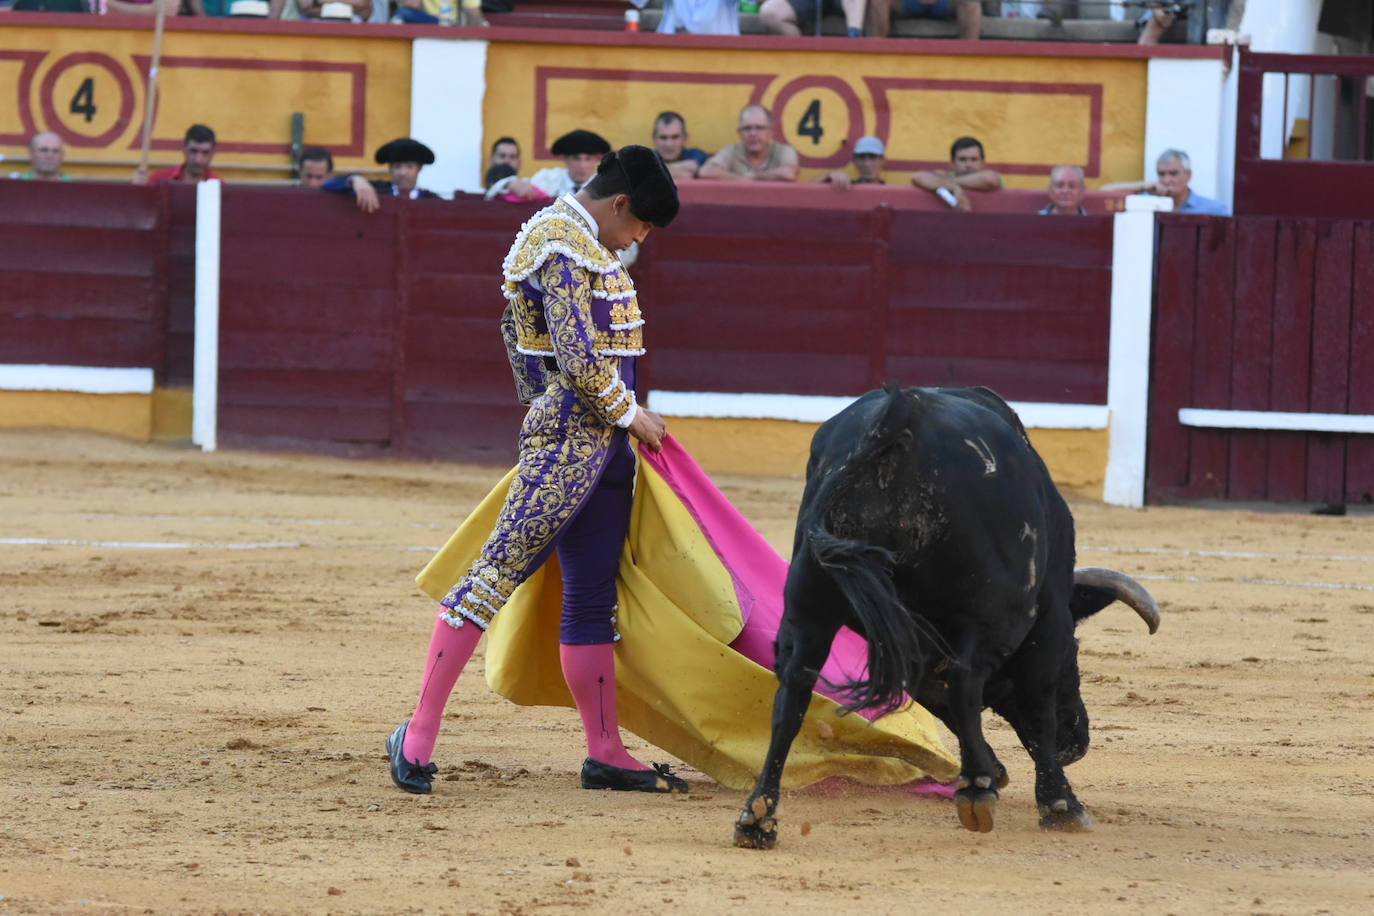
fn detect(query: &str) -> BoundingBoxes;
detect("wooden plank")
[884,307,1107,362]
[1345,223,1374,506]
[399,401,525,463]
[0,317,157,367]
[1226,218,1277,500]
[888,263,1110,315]
[887,355,1105,403]
[1182,218,1235,499]
[221,188,396,243]
[1,272,158,321]
[649,349,870,396]
[220,282,396,331]
[1306,220,1354,503]
[218,330,394,372]
[0,226,158,278]
[1266,220,1316,501]
[220,235,396,288]
[219,369,392,409]
[887,213,1115,267]
[218,405,391,445]
[1145,221,1199,501]
[0,181,160,229]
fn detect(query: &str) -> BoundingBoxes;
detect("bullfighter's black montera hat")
[374,137,435,166]
[550,129,612,157]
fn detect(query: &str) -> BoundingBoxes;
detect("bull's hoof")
[1038,799,1095,832]
[954,788,998,833]
[733,814,778,849]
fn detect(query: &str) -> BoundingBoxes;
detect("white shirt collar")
[560,193,599,240]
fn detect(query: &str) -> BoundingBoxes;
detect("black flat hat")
[374,137,435,165]
[602,145,679,228]
[551,129,611,157]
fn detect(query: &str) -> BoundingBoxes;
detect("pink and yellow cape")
[417,435,957,790]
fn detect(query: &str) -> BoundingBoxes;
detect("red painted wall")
[1,183,1114,466]
[0,180,170,374]
[1148,215,1374,505]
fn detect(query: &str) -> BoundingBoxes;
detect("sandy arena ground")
[1,429,1372,915]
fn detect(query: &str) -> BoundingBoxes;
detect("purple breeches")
[556,433,635,644]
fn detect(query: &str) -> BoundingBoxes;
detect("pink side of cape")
[638,435,875,712]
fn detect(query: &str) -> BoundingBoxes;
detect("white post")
[1103,195,1171,508]
[192,179,222,452]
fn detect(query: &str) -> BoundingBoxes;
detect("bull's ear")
[1070,583,1118,623]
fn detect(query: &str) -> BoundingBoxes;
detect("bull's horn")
[1073,567,1161,634]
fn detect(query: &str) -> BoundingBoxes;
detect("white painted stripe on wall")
[192,179,221,453]
[1179,408,1374,435]
[0,365,153,394]
[411,38,488,196]
[648,390,1108,429]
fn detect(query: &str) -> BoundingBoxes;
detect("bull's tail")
[807,528,921,716]
[805,383,955,716]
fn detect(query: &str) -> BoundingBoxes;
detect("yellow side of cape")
[416,459,958,790]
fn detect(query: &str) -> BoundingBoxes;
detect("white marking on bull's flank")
[964,437,996,475]
[1021,523,1038,591]
[1,538,302,550]
[1080,544,1374,563]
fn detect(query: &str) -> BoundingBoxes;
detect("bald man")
[17,132,68,182]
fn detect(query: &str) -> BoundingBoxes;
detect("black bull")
[734,385,1160,847]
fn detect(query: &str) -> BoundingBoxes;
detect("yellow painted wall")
[483,43,1148,188]
[0,388,192,442]
[0,25,410,183]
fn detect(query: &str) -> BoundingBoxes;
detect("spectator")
[697,104,799,182]
[12,0,89,9]
[910,136,1002,211]
[298,146,333,188]
[1040,164,1087,215]
[106,0,182,14]
[656,0,739,34]
[814,135,886,189]
[323,137,440,213]
[1137,1,1178,46]
[528,129,612,197]
[866,0,981,40]
[651,111,708,180]
[489,136,521,172]
[395,0,485,25]
[10,131,69,182]
[140,124,221,185]
[185,0,286,15]
[760,0,863,38]
[298,0,372,20]
[484,163,552,203]
[1101,149,1229,215]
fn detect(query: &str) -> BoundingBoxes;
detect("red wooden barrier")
[0,181,170,375]
[1148,214,1374,506]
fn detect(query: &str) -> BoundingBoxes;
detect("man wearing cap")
[387,146,694,797]
[487,129,611,202]
[321,137,439,212]
[815,136,887,190]
[698,104,799,182]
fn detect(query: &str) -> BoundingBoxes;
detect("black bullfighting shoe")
[580,758,689,794]
[386,721,438,795]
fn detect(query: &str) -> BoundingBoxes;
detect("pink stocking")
[401,612,483,765]
[560,642,647,771]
